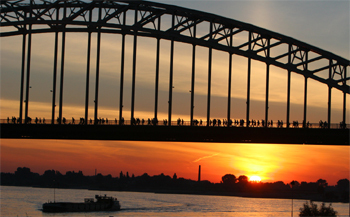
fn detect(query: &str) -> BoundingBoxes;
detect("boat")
[42,194,121,212]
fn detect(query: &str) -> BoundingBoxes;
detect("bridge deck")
[1,124,348,145]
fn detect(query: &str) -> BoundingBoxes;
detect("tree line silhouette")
[1,167,348,203]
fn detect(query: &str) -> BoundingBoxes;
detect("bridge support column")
[246,31,252,127]
[154,17,161,122]
[286,70,291,128]
[207,21,213,127]
[227,52,232,126]
[85,32,91,125]
[154,36,160,121]
[84,9,93,125]
[265,63,270,127]
[119,34,125,125]
[24,19,32,124]
[168,14,175,126]
[190,43,196,126]
[119,13,126,125]
[51,30,59,124]
[286,44,292,128]
[19,30,26,124]
[327,60,332,129]
[207,46,212,127]
[343,67,347,127]
[246,57,251,127]
[227,29,233,127]
[303,76,308,128]
[302,52,308,128]
[328,86,331,129]
[265,39,270,127]
[58,4,66,125]
[168,39,174,126]
[131,8,138,125]
[94,3,102,125]
[343,91,346,127]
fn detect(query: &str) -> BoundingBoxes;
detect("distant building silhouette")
[198,165,201,182]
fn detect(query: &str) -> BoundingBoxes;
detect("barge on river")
[42,194,121,212]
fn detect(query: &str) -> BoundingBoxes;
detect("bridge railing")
[1,118,348,129]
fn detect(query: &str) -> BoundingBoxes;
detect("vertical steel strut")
[51,29,58,124]
[51,7,59,124]
[303,52,308,128]
[94,2,102,125]
[24,3,32,124]
[227,29,233,127]
[190,24,196,126]
[207,21,213,127]
[168,13,175,126]
[19,18,26,124]
[327,60,332,129]
[131,6,138,124]
[286,44,291,128]
[58,2,66,125]
[119,11,126,125]
[85,8,92,125]
[265,38,270,127]
[154,16,161,121]
[343,67,347,126]
[246,31,252,127]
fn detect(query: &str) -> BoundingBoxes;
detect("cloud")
[193,153,219,163]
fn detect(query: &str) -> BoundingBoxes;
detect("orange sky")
[1,139,349,186]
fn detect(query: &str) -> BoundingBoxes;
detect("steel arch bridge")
[1,0,349,144]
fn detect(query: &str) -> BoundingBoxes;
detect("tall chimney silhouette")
[198,165,201,182]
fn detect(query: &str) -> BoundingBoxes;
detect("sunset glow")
[1,139,348,186]
[249,176,262,182]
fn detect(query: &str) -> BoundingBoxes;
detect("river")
[1,186,349,217]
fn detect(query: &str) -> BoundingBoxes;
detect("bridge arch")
[1,0,349,127]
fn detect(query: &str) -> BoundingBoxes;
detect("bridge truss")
[1,0,349,128]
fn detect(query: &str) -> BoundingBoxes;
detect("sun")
[249,175,261,182]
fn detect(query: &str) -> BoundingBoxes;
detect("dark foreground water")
[1,186,349,217]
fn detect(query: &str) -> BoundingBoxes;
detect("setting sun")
[249,176,262,182]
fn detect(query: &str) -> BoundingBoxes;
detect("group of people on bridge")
[4,116,347,129]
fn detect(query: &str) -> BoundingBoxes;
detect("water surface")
[1,186,348,217]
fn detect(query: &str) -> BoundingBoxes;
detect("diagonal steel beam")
[176,18,202,34]
[214,28,243,43]
[199,24,227,40]
[135,9,165,28]
[294,56,324,67]
[101,5,129,24]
